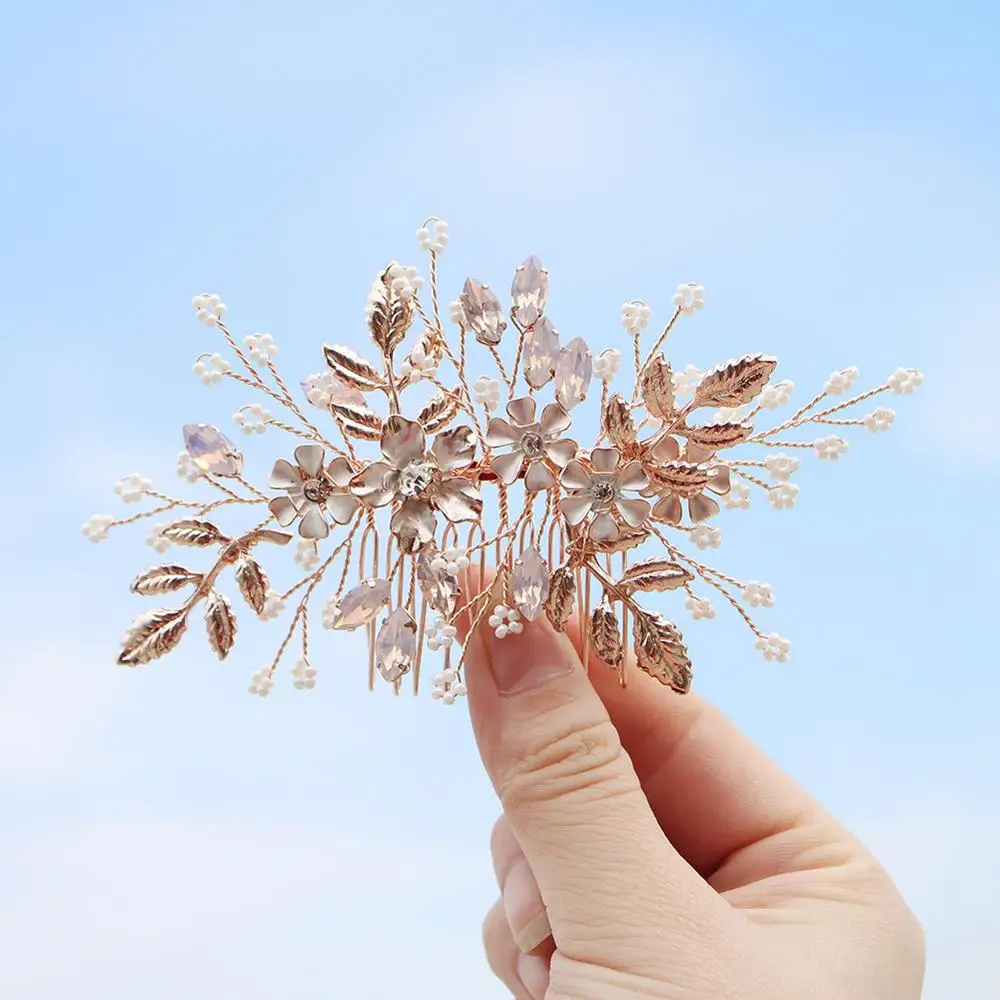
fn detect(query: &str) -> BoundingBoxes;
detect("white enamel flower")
[192,292,227,326]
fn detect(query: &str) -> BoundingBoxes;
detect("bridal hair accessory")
[84,218,922,700]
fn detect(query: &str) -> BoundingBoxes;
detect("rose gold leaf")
[632,609,692,693]
[368,268,413,356]
[652,462,712,499]
[590,603,623,668]
[418,389,461,435]
[337,418,383,442]
[323,344,385,392]
[329,400,383,430]
[130,565,203,597]
[604,394,637,456]
[235,556,269,615]
[693,354,778,409]
[204,590,237,660]
[567,524,649,564]
[640,354,677,421]
[245,529,293,547]
[161,519,227,547]
[617,558,694,594]
[117,608,189,666]
[681,422,753,450]
[544,566,576,631]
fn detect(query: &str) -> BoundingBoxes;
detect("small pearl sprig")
[431,547,470,576]
[82,514,114,543]
[294,539,321,571]
[192,292,227,326]
[672,282,705,315]
[768,482,800,510]
[741,581,775,608]
[416,219,449,252]
[690,524,722,551]
[714,404,750,425]
[399,343,439,384]
[755,632,791,663]
[176,452,202,484]
[672,364,704,396]
[193,353,231,384]
[384,263,424,301]
[488,605,522,639]
[431,667,467,705]
[426,616,458,652]
[887,368,923,395]
[146,524,172,554]
[244,332,277,365]
[724,482,751,510]
[473,376,503,412]
[291,657,317,691]
[620,300,652,335]
[824,366,860,395]
[259,591,286,621]
[685,594,716,620]
[233,403,272,435]
[593,348,622,383]
[864,407,895,433]
[114,474,152,504]
[759,380,794,409]
[764,453,800,481]
[249,668,275,697]
[814,434,849,461]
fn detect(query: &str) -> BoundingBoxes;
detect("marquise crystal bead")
[460,278,507,346]
[182,423,243,477]
[554,336,593,411]
[522,316,560,389]
[416,546,460,616]
[511,255,548,328]
[326,578,391,630]
[375,608,417,682]
[511,546,550,622]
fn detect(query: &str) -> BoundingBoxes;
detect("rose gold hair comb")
[84,218,922,701]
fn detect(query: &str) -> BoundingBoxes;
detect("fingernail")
[502,859,551,953]
[516,953,550,1000]
[484,620,574,696]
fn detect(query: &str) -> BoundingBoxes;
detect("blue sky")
[1,1,998,997]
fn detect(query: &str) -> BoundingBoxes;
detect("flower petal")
[560,494,594,525]
[391,498,437,552]
[524,460,555,493]
[326,492,359,525]
[543,438,577,468]
[435,477,483,523]
[506,396,537,427]
[491,450,524,485]
[652,494,683,525]
[269,495,299,527]
[432,425,476,471]
[651,435,681,463]
[299,502,330,540]
[269,459,302,490]
[350,461,395,507]
[326,456,355,487]
[591,447,621,474]
[294,444,326,477]
[381,415,426,470]
[539,402,571,437]
[684,442,715,464]
[689,494,720,522]
[616,497,651,528]
[706,465,732,495]
[485,417,519,448]
[618,460,649,491]
[561,459,591,491]
[589,511,619,541]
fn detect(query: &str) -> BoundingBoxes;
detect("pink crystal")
[182,423,243,477]
[522,317,560,389]
[511,255,548,328]
[375,608,417,682]
[328,578,390,630]
[511,546,549,622]
[554,337,593,411]
[417,547,459,616]
[460,278,507,346]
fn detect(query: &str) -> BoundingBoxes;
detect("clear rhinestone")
[375,608,417,682]
[522,317,560,389]
[591,481,616,504]
[554,337,593,411]
[511,256,548,328]
[398,461,435,497]
[327,578,390,631]
[520,431,544,457]
[511,546,550,622]
[417,546,459,616]
[182,423,243,477]
[460,278,507,346]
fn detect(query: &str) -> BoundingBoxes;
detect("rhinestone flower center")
[591,481,616,504]
[520,432,544,457]
[399,462,436,497]
[302,478,327,503]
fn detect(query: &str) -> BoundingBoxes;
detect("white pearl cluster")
[294,539,321,571]
[755,632,791,663]
[764,453,800,481]
[146,524,172,554]
[723,482,751,510]
[887,368,923,395]
[714,403,750,425]
[192,292,227,326]
[673,282,705,315]
[249,668,275,697]
[302,372,337,408]
[259,591,286,621]
[233,403,271,435]
[431,547,470,576]
[385,263,424,301]
[593,348,622,383]
[82,514,114,543]
[244,332,277,365]
[814,434,849,461]
[416,219,449,252]
[741,581,775,608]
[620,300,652,335]
[291,657,317,691]
[672,364,704,396]
[426,616,458,651]
[432,667,467,705]
[176,451,202,484]
[824,366,860,395]
[114,474,152,503]
[863,407,895,433]
[473,376,502,412]
[193,353,231,384]
[690,523,722,550]
[685,594,716,620]
[448,299,465,325]
[399,343,439,384]
[759,380,794,409]
[488,605,522,639]
[768,482,800,509]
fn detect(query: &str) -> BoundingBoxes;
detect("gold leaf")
[617,558,694,594]
[632,609,692,693]
[368,268,413,356]
[235,556,269,615]
[567,524,649,564]
[418,390,460,434]
[245,529,293,547]
[681,422,753,450]
[323,344,384,392]
[336,418,383,442]
[204,590,238,660]
[651,462,712,499]
[161,519,227,547]
[329,400,383,430]
[117,608,189,666]
[693,354,778,409]
[131,565,203,597]
[604,393,638,456]
[640,355,677,421]
[544,566,576,631]
[590,603,623,668]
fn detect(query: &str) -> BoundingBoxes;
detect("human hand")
[462,598,925,999]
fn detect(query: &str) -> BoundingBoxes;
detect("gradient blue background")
[1,1,997,997]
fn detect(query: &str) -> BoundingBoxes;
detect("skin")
[460,589,925,1000]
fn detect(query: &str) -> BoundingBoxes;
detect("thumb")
[462,595,730,967]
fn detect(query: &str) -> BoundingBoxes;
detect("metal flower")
[485,397,578,492]
[559,446,651,542]
[268,444,359,540]
[641,435,731,523]
[349,416,482,551]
